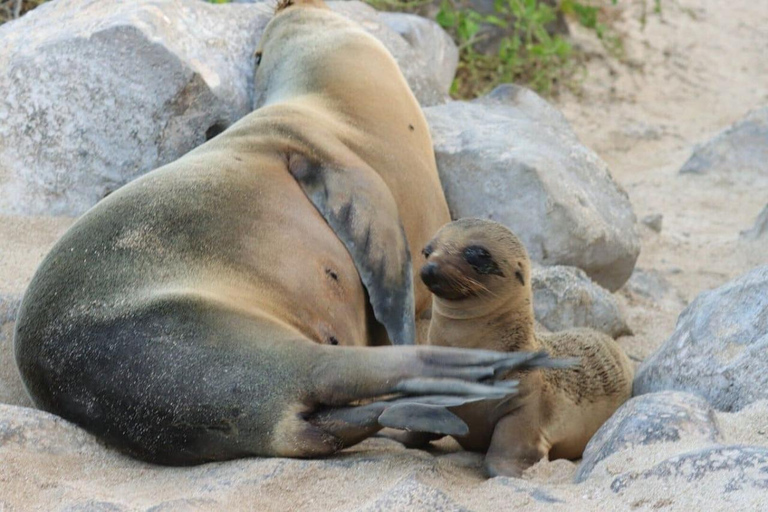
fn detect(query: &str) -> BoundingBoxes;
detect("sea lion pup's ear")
[289,154,415,346]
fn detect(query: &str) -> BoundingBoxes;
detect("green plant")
[436,0,574,98]
[363,0,667,99]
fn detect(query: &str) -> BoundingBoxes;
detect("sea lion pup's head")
[420,219,531,307]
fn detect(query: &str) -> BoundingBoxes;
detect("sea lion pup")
[418,219,634,477]
[13,1,561,465]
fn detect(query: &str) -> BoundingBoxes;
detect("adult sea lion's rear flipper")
[378,403,468,436]
[376,394,495,436]
[308,394,485,445]
[289,154,415,345]
[307,390,486,446]
[301,346,565,448]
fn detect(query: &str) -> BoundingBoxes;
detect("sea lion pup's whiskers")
[414,218,634,478]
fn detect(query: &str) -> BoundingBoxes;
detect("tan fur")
[421,219,634,477]
[254,1,450,313]
[14,0,452,464]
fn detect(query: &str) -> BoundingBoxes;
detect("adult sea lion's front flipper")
[289,154,415,345]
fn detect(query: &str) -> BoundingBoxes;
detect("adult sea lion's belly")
[15,148,371,371]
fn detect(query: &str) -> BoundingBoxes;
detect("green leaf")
[460,17,480,39]
[484,14,507,27]
[572,1,599,29]
[436,1,457,28]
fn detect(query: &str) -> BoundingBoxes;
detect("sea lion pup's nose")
[420,261,441,286]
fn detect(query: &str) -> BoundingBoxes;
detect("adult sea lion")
[12,0,557,465]
[418,219,634,477]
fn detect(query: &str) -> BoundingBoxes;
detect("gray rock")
[623,268,687,309]
[426,84,640,291]
[680,106,768,183]
[0,404,98,454]
[624,268,673,300]
[378,12,458,95]
[0,294,31,407]
[641,213,663,233]
[532,265,631,338]
[0,0,454,217]
[634,266,768,412]
[0,0,271,216]
[575,391,722,482]
[325,2,449,106]
[741,204,768,240]
[610,445,768,494]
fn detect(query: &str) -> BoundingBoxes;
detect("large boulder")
[0,0,452,218]
[532,265,630,338]
[623,268,686,306]
[0,294,31,407]
[426,84,640,291]
[575,391,722,482]
[0,0,272,216]
[634,266,768,412]
[609,446,768,499]
[325,2,451,105]
[680,106,768,184]
[378,11,458,95]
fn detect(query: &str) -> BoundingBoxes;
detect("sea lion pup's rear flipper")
[288,154,415,346]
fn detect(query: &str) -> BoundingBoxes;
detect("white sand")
[0,215,74,295]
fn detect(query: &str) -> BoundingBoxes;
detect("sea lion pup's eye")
[463,245,504,277]
[255,51,262,66]
[422,245,433,258]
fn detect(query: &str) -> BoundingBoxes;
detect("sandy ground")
[555,0,768,363]
[2,0,768,509]
[0,215,73,295]
[0,400,767,510]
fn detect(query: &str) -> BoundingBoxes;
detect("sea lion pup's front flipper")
[289,153,414,345]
